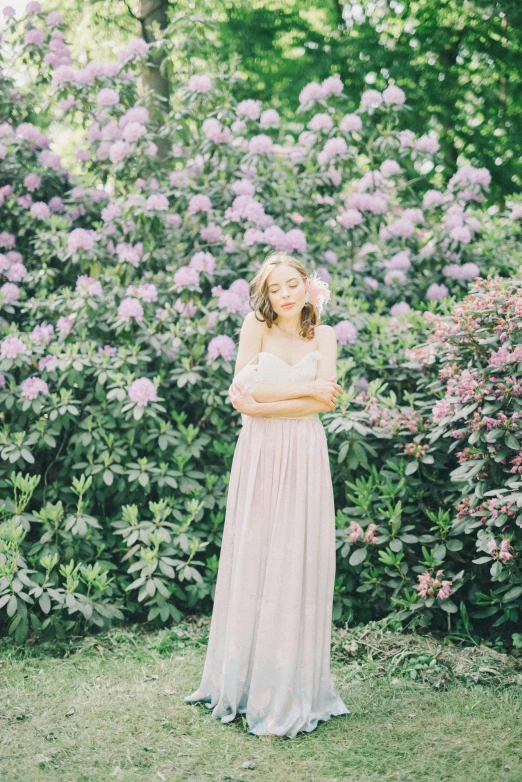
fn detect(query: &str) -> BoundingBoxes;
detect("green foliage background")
[49,0,522,207]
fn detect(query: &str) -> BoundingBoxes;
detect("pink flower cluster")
[68,228,96,253]
[202,118,232,144]
[318,137,347,167]
[426,283,449,301]
[211,279,250,315]
[488,345,522,368]
[188,194,212,215]
[128,377,157,407]
[145,193,169,211]
[249,134,273,155]
[30,202,50,219]
[118,38,149,64]
[390,302,411,317]
[417,570,454,600]
[403,442,430,459]
[442,262,480,281]
[39,355,58,372]
[118,298,144,323]
[243,225,307,253]
[298,75,344,106]
[226,195,271,227]
[188,74,212,93]
[1,282,20,303]
[189,251,216,274]
[236,99,262,121]
[348,521,378,545]
[446,368,484,407]
[76,275,103,297]
[30,322,54,344]
[21,376,48,399]
[448,165,491,190]
[98,345,117,357]
[207,334,236,361]
[1,335,29,358]
[115,242,143,267]
[487,537,514,562]
[174,266,200,288]
[56,313,76,336]
[126,282,158,302]
[16,122,49,148]
[200,223,223,243]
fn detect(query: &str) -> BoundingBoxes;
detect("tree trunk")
[137,0,171,158]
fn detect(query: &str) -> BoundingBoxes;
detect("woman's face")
[266,264,306,318]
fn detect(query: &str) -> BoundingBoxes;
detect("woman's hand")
[228,383,261,416]
[308,376,343,409]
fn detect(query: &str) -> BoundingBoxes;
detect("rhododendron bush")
[326,276,521,635]
[0,5,521,644]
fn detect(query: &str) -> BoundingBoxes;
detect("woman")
[184,250,351,738]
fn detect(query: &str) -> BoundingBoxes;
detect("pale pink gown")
[183,349,350,738]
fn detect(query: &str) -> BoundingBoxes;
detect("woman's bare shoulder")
[316,324,334,334]
[316,324,336,348]
[238,311,268,351]
[234,312,266,372]
[241,310,267,335]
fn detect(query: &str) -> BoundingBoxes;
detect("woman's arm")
[251,380,314,403]
[253,396,330,418]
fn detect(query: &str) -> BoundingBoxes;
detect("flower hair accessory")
[304,271,331,314]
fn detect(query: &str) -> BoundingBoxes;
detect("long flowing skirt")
[183,416,350,739]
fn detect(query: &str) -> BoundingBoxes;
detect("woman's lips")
[282,303,294,308]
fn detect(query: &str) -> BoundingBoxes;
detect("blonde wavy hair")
[248,251,320,340]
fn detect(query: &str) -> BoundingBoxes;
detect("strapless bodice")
[239,349,321,424]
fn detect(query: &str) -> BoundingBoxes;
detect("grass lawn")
[0,619,521,782]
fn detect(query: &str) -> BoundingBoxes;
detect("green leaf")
[349,548,367,567]
[491,560,503,578]
[439,598,458,613]
[446,539,463,552]
[39,593,51,614]
[6,594,17,617]
[502,586,522,603]
[405,460,418,475]
[453,402,478,420]
[433,544,446,561]
[505,434,520,451]
[158,561,175,579]
[400,534,418,544]
[103,470,114,487]
[471,606,498,619]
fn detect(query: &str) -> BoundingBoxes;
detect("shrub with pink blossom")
[420,276,522,616]
[0,8,521,645]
